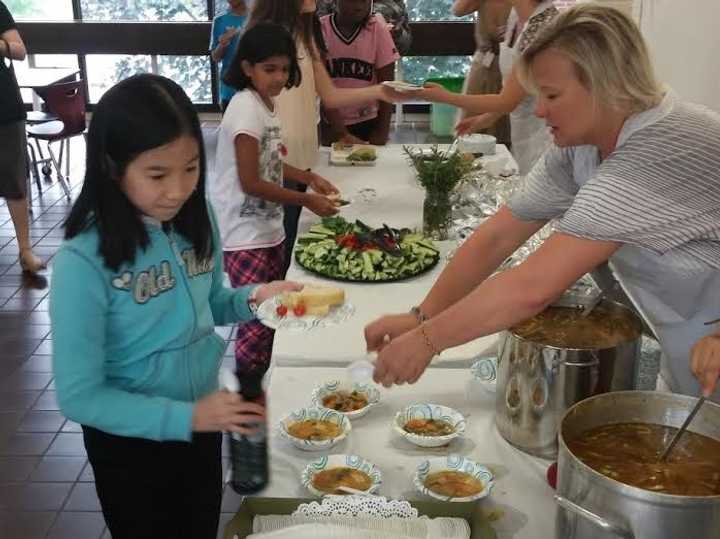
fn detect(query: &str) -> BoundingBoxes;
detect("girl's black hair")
[64,73,213,271]
[224,23,302,92]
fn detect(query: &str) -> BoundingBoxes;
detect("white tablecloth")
[263,366,556,539]
[272,144,516,368]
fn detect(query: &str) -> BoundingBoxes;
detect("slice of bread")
[281,285,345,313]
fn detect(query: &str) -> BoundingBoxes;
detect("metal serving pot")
[495,300,642,459]
[556,391,720,539]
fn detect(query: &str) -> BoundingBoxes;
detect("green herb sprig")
[403,145,473,194]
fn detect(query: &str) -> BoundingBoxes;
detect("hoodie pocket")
[187,331,227,399]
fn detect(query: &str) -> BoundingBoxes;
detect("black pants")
[282,179,308,277]
[82,426,222,539]
[319,116,380,147]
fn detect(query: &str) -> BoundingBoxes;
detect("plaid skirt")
[223,243,286,380]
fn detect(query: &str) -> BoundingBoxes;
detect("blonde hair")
[516,4,663,114]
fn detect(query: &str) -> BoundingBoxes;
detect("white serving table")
[263,366,556,539]
[272,144,516,368]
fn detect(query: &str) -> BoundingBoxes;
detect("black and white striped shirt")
[508,92,720,275]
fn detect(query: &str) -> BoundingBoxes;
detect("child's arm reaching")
[235,134,339,217]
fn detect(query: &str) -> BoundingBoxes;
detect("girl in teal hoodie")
[50,74,299,539]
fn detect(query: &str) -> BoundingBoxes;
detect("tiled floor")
[0,121,443,538]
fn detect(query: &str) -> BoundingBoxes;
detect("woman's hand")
[305,193,339,217]
[254,281,303,305]
[364,313,419,352]
[372,328,435,387]
[456,113,495,135]
[690,333,720,397]
[192,391,266,434]
[308,172,339,196]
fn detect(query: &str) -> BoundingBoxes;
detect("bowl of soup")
[414,455,494,502]
[301,454,382,497]
[394,403,466,448]
[311,380,381,419]
[279,407,351,451]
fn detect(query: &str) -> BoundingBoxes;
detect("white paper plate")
[257,296,355,331]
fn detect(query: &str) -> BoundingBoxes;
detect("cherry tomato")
[276,304,288,317]
[293,304,307,317]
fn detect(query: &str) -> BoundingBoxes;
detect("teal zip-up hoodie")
[50,213,255,442]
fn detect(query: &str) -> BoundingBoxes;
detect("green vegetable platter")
[295,216,441,282]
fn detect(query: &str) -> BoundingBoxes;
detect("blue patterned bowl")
[414,455,494,502]
[301,454,383,497]
[393,403,466,448]
[311,381,381,419]
[279,407,351,451]
[471,356,497,393]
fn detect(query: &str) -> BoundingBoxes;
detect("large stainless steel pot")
[556,391,720,539]
[495,300,642,458]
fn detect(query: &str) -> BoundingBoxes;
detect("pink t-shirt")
[320,13,399,125]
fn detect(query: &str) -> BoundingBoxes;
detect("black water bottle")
[229,371,269,494]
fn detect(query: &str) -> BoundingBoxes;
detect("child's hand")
[219,26,237,47]
[254,281,303,305]
[308,173,339,196]
[305,193,340,217]
[192,391,265,434]
[417,82,448,103]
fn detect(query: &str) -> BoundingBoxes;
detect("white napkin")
[251,515,470,539]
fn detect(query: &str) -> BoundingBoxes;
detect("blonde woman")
[453,0,512,145]
[418,0,558,175]
[364,5,720,403]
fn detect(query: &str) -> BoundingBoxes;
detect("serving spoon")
[658,395,707,462]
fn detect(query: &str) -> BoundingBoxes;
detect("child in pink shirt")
[320,0,400,146]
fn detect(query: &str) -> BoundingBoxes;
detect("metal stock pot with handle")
[555,391,720,539]
[495,298,642,459]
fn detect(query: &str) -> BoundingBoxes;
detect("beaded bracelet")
[410,306,429,325]
[419,323,441,357]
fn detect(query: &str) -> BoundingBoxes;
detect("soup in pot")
[512,305,640,349]
[567,422,720,496]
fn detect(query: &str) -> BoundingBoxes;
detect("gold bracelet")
[419,323,441,357]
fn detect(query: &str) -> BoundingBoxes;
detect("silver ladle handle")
[658,395,706,462]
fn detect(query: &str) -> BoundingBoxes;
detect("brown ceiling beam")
[17,20,475,57]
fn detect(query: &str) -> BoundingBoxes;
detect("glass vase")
[423,189,452,240]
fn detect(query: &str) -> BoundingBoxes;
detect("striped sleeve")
[556,103,720,270]
[507,145,579,222]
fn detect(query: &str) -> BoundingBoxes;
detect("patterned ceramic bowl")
[311,381,381,420]
[393,403,466,448]
[414,455,495,502]
[301,454,383,497]
[471,356,498,393]
[279,407,351,451]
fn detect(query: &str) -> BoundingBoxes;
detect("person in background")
[452,0,511,145]
[247,0,399,274]
[210,0,249,111]
[364,6,720,405]
[0,1,45,274]
[418,0,558,175]
[210,23,339,385]
[319,0,400,146]
[317,0,412,56]
[51,74,300,538]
